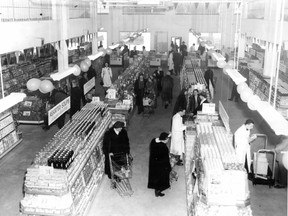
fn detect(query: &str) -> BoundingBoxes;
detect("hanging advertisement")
[48,97,70,125]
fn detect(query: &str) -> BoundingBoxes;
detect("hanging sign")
[202,103,216,114]
[83,77,95,95]
[48,96,70,125]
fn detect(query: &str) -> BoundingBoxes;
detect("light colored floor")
[0,66,286,216]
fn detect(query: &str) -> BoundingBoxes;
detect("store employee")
[192,92,208,115]
[234,119,257,174]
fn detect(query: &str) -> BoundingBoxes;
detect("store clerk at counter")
[234,119,257,176]
[192,92,209,116]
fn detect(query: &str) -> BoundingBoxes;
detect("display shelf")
[184,115,252,216]
[20,103,111,216]
[0,138,22,160]
[17,120,44,124]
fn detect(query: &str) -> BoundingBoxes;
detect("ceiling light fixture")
[50,67,77,81]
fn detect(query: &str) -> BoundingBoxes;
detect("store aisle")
[0,67,286,216]
[87,73,187,216]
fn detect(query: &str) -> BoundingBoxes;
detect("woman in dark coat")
[153,66,164,96]
[148,132,171,197]
[102,121,130,179]
[172,88,188,116]
[161,71,174,108]
[204,68,215,90]
[134,74,146,114]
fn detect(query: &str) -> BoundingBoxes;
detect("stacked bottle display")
[33,104,109,170]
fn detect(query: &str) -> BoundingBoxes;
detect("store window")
[120,32,151,51]
[98,32,108,49]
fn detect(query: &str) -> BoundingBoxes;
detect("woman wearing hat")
[148,132,172,197]
[102,121,130,179]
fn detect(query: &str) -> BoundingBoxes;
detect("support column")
[238,33,245,58]
[91,2,98,55]
[57,0,69,72]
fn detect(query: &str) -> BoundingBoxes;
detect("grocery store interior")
[0,0,287,216]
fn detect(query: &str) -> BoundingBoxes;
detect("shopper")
[142,46,149,57]
[189,43,196,52]
[101,62,113,92]
[173,51,182,76]
[204,68,215,92]
[181,47,188,65]
[274,135,288,188]
[173,88,188,116]
[79,72,89,106]
[234,119,257,177]
[130,46,138,58]
[170,109,187,166]
[228,82,240,102]
[134,74,146,114]
[148,132,172,197]
[70,79,82,118]
[180,41,187,53]
[188,89,200,114]
[193,92,209,115]
[153,66,164,96]
[102,121,130,179]
[161,71,174,109]
[168,51,174,75]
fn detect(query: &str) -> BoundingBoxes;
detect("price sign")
[83,77,95,95]
[123,99,131,105]
[202,103,216,114]
[39,165,54,175]
[92,97,100,103]
[24,101,32,107]
[48,96,70,125]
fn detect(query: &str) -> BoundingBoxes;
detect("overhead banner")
[48,96,70,125]
[83,77,95,95]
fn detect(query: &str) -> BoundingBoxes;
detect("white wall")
[0,18,94,54]
[97,8,219,52]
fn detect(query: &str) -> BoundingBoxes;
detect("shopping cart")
[143,92,156,118]
[251,134,276,188]
[109,152,134,196]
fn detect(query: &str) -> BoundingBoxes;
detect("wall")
[97,8,219,52]
[0,18,94,54]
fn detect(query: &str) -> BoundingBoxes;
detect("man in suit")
[188,89,201,114]
[193,92,208,115]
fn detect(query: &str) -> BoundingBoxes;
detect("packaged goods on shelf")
[21,103,111,216]
[0,111,22,159]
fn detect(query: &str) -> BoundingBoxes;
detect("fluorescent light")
[212,52,226,61]
[109,43,120,49]
[0,93,26,113]
[88,51,104,60]
[50,67,77,81]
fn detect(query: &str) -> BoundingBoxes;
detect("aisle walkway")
[87,74,187,216]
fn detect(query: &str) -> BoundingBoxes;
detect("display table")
[104,56,150,127]
[15,96,46,124]
[184,109,253,216]
[0,111,22,159]
[20,103,111,216]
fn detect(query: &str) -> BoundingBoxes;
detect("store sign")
[83,77,95,95]
[219,101,230,133]
[202,103,216,114]
[48,97,70,125]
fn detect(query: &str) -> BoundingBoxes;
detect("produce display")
[21,103,111,216]
[184,118,252,216]
[0,111,22,159]
[15,96,46,124]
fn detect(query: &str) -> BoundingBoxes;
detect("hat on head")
[113,121,125,129]
[159,132,170,141]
